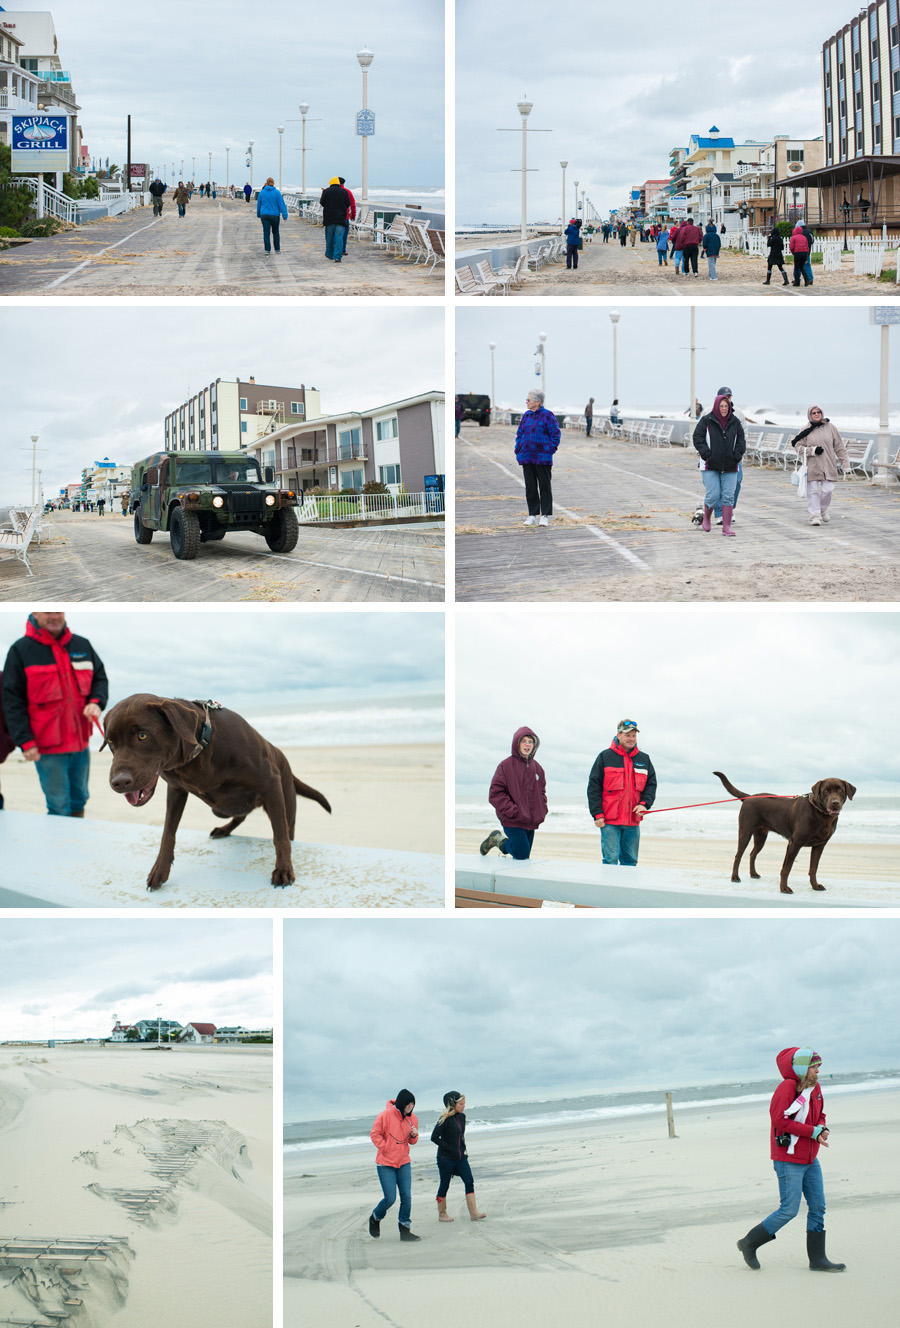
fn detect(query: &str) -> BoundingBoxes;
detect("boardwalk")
[456,424,900,602]
[0,510,444,602]
[0,198,444,297]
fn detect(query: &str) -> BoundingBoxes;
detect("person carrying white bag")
[790,405,849,527]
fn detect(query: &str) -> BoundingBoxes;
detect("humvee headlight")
[265,495,276,506]
[213,496,224,508]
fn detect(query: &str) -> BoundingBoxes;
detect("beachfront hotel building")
[243,391,445,494]
[0,9,82,172]
[778,1,900,228]
[163,377,322,453]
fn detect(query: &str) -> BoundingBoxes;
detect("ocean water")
[455,794,900,842]
[284,184,444,211]
[285,1068,900,1151]
[544,402,900,434]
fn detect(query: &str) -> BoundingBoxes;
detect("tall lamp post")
[536,331,547,396]
[248,140,254,190]
[226,146,230,188]
[608,311,620,402]
[489,341,496,411]
[573,178,579,223]
[192,155,195,182]
[277,124,284,190]
[560,160,567,234]
[357,47,374,208]
[497,99,550,242]
[30,433,40,507]
[208,150,212,185]
[299,102,310,199]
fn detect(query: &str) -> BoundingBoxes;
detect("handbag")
[791,452,807,498]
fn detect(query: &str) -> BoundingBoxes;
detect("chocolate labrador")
[102,694,331,890]
[713,770,855,894]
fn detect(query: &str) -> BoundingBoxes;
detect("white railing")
[854,241,887,277]
[296,491,444,523]
[18,177,78,224]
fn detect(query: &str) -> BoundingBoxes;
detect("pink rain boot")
[721,505,736,536]
[701,505,712,532]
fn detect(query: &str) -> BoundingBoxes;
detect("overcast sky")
[284,917,900,1119]
[457,0,856,224]
[0,306,443,499]
[24,0,443,187]
[0,608,444,715]
[0,919,272,1040]
[456,610,900,795]
[456,306,900,415]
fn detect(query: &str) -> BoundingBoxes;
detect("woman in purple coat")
[480,726,548,861]
[515,390,560,526]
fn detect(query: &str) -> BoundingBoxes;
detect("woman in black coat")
[431,1092,486,1222]
[765,226,788,286]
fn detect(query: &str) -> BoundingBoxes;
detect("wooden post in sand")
[665,1092,677,1138]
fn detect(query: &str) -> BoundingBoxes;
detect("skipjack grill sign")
[12,115,68,152]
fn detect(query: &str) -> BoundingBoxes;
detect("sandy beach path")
[0,199,444,296]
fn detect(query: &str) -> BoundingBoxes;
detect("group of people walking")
[369,1090,485,1241]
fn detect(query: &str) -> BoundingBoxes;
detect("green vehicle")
[130,450,300,560]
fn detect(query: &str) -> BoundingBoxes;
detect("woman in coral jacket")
[737,1047,845,1273]
[368,1090,421,1242]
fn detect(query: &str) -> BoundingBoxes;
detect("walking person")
[431,1093,486,1223]
[678,215,702,276]
[369,1090,421,1242]
[243,182,252,204]
[514,389,559,526]
[337,177,356,257]
[789,406,849,527]
[172,181,190,218]
[618,222,627,247]
[710,386,745,526]
[670,219,684,274]
[789,224,811,286]
[480,727,548,861]
[656,225,670,266]
[2,612,108,818]
[587,720,657,866]
[257,177,288,255]
[702,221,721,280]
[737,1048,846,1274]
[765,225,789,286]
[148,177,166,216]
[319,177,354,262]
[584,396,595,437]
[565,217,581,269]
[692,392,746,536]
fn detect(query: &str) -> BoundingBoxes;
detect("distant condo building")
[163,376,322,453]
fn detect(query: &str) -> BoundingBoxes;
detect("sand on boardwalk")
[284,1088,899,1327]
[455,830,897,883]
[0,742,444,855]
[0,1043,271,1328]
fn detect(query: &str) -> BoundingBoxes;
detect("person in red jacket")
[789,224,811,287]
[737,1047,846,1273]
[2,612,108,817]
[479,726,548,860]
[586,719,657,865]
[677,215,703,276]
[369,1090,421,1242]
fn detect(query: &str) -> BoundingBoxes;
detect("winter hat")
[394,1089,416,1114]
[442,1091,463,1109]
[792,1048,822,1078]
[712,393,733,420]
[329,176,341,185]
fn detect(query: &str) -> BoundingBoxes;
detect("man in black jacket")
[319,177,353,262]
[587,720,657,866]
[149,177,166,216]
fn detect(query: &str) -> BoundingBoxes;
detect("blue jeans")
[35,748,90,816]
[702,470,738,509]
[601,824,640,865]
[713,463,742,518]
[436,1155,475,1198]
[261,216,281,252]
[673,248,683,272]
[325,224,344,260]
[803,257,813,283]
[341,222,349,255]
[177,204,186,217]
[707,254,717,279]
[500,826,534,860]
[373,1163,412,1227]
[657,249,666,264]
[763,1158,825,1234]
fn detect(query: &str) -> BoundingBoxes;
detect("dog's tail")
[293,775,332,815]
[713,770,749,801]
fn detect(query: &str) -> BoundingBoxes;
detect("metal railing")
[296,490,444,523]
[18,176,78,223]
[336,443,366,461]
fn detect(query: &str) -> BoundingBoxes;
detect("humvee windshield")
[173,458,263,486]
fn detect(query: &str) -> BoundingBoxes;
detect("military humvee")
[130,450,300,560]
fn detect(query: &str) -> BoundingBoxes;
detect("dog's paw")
[209,825,231,839]
[271,865,295,887]
[811,882,826,891]
[779,884,794,894]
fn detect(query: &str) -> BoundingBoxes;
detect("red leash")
[642,794,799,815]
[92,715,105,739]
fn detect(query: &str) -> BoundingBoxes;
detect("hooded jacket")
[790,409,848,483]
[148,179,166,198]
[431,1109,468,1160]
[692,398,746,472]
[587,737,657,826]
[789,226,810,255]
[702,223,721,256]
[370,1097,419,1168]
[769,1047,826,1164]
[767,229,785,259]
[489,726,548,831]
[2,616,108,755]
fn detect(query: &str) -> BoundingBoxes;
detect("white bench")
[0,506,41,576]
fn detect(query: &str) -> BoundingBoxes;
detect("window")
[871,38,878,60]
[892,23,899,47]
[241,421,247,433]
[873,81,880,103]
[838,60,844,80]
[855,90,862,110]
[239,397,248,410]
[342,468,364,492]
[338,426,362,459]
[290,401,304,415]
[840,99,846,117]
[875,124,881,146]
[893,71,900,93]
[376,416,398,441]
[895,116,900,141]
[379,464,401,486]
[787,149,804,163]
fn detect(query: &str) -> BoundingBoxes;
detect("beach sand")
[0,1043,271,1328]
[0,743,444,855]
[284,1088,899,1327]
[455,830,896,882]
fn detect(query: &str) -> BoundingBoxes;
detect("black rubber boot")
[737,1223,775,1269]
[807,1230,845,1271]
[763,275,771,284]
[399,1225,421,1242]
[782,273,789,285]
[368,1213,380,1238]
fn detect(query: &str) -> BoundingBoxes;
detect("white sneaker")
[524,516,536,525]
[538,515,549,526]
[820,511,830,522]
[809,515,822,526]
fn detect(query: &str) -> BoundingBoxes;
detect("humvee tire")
[134,508,154,544]
[264,507,299,553]
[170,508,201,560]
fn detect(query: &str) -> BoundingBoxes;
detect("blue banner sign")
[12,114,69,171]
[356,109,375,137]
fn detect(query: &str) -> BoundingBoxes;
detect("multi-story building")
[679,127,770,223]
[0,10,81,173]
[83,459,131,507]
[0,26,40,150]
[163,376,322,453]
[244,391,445,495]
[640,179,670,217]
[782,2,900,228]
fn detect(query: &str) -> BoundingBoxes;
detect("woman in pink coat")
[368,1089,421,1241]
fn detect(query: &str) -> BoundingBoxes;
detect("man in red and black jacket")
[586,719,656,866]
[2,612,108,817]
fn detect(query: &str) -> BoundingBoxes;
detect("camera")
[775,1132,791,1147]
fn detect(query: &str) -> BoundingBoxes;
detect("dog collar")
[806,793,839,817]
[181,699,222,762]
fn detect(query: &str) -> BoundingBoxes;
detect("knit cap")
[792,1048,822,1078]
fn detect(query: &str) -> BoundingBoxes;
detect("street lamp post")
[299,102,309,199]
[489,341,496,411]
[30,433,39,507]
[573,178,579,223]
[609,311,620,402]
[357,47,374,208]
[537,332,547,396]
[560,160,567,234]
[192,156,195,183]
[226,146,230,188]
[277,125,284,190]
[248,141,254,190]
[208,150,212,186]
[497,99,550,242]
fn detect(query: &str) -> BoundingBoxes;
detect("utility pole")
[126,114,132,192]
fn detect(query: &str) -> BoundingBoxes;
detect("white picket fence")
[296,491,445,524]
